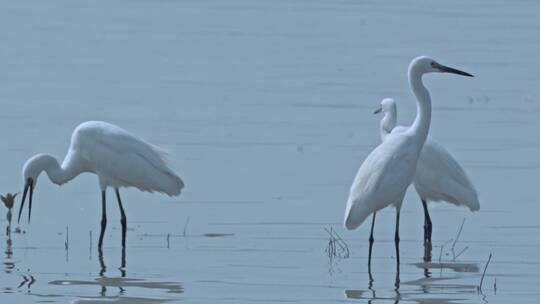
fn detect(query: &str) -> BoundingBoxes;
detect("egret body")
[375,98,479,260]
[343,57,473,267]
[18,121,184,249]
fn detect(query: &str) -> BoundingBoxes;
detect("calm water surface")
[0,0,539,303]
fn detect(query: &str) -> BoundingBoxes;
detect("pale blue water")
[0,0,539,303]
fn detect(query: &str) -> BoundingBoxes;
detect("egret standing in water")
[343,56,473,268]
[374,97,479,260]
[18,121,184,249]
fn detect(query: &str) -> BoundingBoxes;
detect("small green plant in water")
[1,193,18,236]
[1,193,17,210]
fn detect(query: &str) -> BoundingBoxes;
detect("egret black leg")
[368,212,376,268]
[394,270,401,302]
[120,246,127,277]
[98,191,107,249]
[421,199,432,244]
[394,209,401,267]
[98,247,106,276]
[98,247,107,295]
[115,189,127,248]
[422,199,433,262]
[368,266,375,299]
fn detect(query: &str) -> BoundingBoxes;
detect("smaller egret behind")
[18,121,185,249]
[375,98,479,260]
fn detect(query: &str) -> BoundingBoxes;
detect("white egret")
[17,121,184,248]
[374,97,479,259]
[343,56,473,267]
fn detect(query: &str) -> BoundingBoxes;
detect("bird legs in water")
[97,189,128,249]
[421,199,432,262]
[115,189,127,248]
[368,210,401,270]
[395,209,401,269]
[422,200,433,243]
[368,212,376,269]
[98,191,107,248]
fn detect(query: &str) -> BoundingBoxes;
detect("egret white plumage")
[343,56,473,267]
[18,121,184,249]
[375,97,479,259]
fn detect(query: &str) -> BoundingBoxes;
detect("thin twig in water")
[454,246,469,260]
[451,218,466,253]
[18,275,28,288]
[331,228,350,258]
[324,227,336,259]
[65,226,69,251]
[183,217,190,237]
[326,236,336,259]
[478,253,493,293]
[28,275,35,288]
[443,238,454,247]
[89,230,93,260]
[324,227,350,259]
[438,244,445,277]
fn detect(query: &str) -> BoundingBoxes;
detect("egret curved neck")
[409,68,431,143]
[31,154,83,185]
[380,111,396,141]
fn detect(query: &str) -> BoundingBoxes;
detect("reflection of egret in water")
[368,266,376,303]
[97,247,127,296]
[346,257,480,304]
[98,248,107,295]
[346,268,402,303]
[119,248,126,294]
[394,271,401,304]
[50,247,183,301]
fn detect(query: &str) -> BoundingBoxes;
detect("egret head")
[409,56,474,77]
[19,154,52,224]
[374,98,396,115]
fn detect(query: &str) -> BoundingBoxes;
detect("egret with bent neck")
[18,121,185,249]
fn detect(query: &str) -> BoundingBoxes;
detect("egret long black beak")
[374,106,382,114]
[434,62,474,77]
[18,178,34,224]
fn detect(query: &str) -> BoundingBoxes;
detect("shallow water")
[0,0,539,303]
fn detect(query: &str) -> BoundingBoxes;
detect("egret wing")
[415,138,479,210]
[74,121,184,196]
